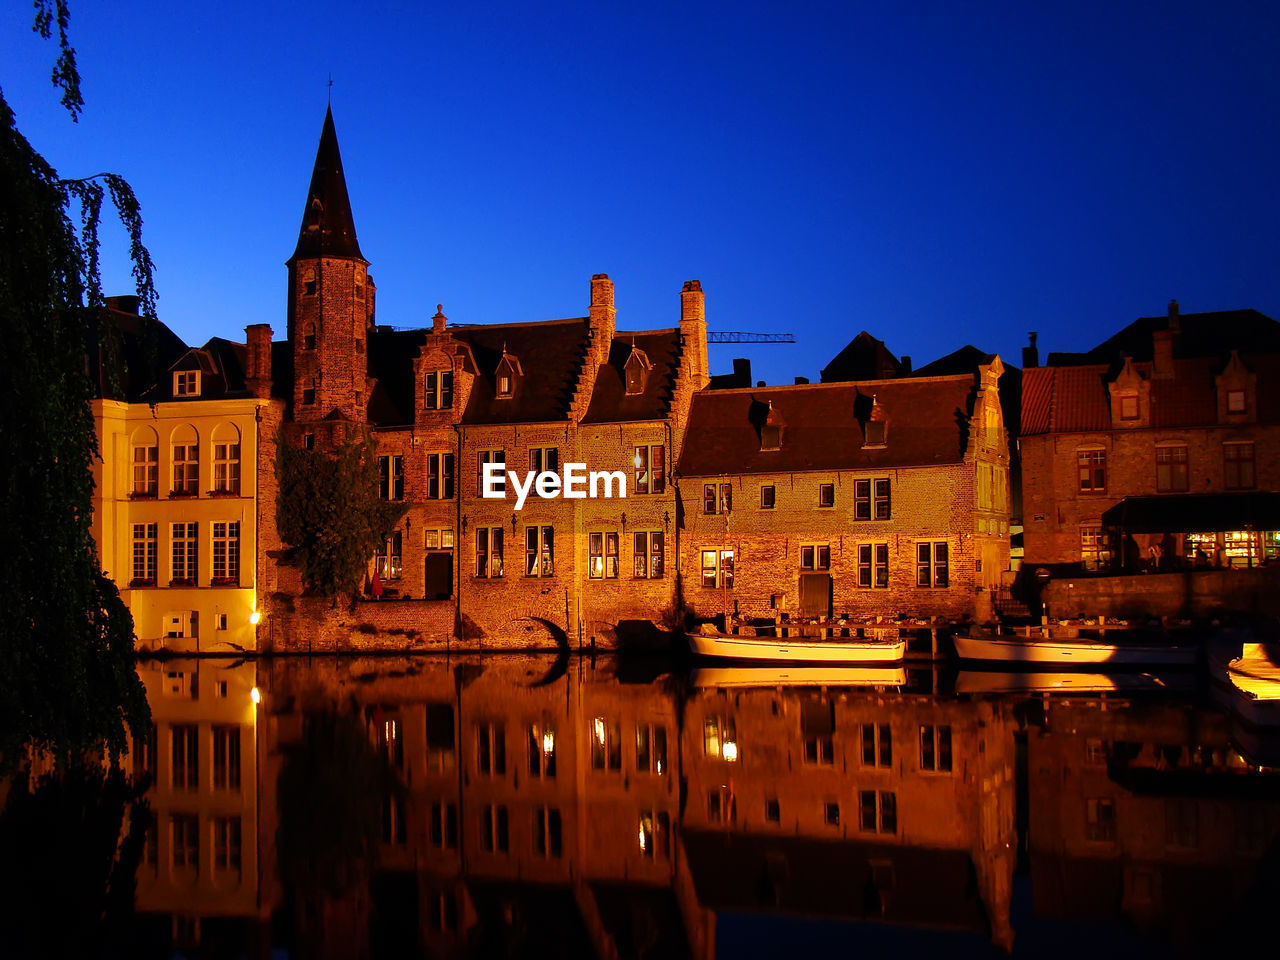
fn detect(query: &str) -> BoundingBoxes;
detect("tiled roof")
[1086,309,1280,363]
[453,317,591,425]
[676,375,975,477]
[582,330,682,424]
[1023,352,1280,436]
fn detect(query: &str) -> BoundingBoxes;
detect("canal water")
[8,655,1279,957]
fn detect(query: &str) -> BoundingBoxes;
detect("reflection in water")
[12,656,1280,957]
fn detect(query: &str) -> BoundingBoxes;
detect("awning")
[1101,492,1280,533]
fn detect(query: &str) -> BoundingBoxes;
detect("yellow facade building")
[90,299,274,652]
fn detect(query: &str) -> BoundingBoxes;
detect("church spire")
[290,106,365,263]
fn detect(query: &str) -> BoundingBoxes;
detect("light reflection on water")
[87,657,1280,956]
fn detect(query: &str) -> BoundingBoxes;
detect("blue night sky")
[4,1,1278,386]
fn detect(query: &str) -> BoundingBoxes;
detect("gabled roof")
[582,330,682,424]
[453,318,592,425]
[289,106,365,263]
[1022,353,1280,435]
[677,375,975,477]
[821,330,902,383]
[911,345,1022,439]
[144,337,253,402]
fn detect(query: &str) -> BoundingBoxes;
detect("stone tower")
[287,106,376,425]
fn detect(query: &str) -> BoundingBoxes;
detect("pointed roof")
[289,106,365,263]
[820,330,902,383]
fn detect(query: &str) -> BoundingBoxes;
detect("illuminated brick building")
[248,108,1013,648]
[1021,301,1280,570]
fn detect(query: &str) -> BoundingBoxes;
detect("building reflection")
[110,656,1280,957]
[1025,695,1280,953]
[126,658,265,954]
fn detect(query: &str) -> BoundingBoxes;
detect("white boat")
[953,632,1199,666]
[955,670,1192,695]
[1209,643,1280,728]
[688,626,906,663]
[692,665,907,688]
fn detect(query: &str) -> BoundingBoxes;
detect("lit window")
[588,531,619,579]
[700,549,734,589]
[638,811,670,858]
[475,527,504,578]
[703,716,738,762]
[633,445,665,494]
[1081,524,1110,569]
[528,722,557,778]
[591,716,622,771]
[374,531,403,581]
[633,531,664,578]
[525,526,554,577]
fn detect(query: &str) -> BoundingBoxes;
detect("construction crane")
[707,331,796,344]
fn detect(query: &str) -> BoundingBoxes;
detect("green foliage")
[0,7,151,765]
[276,427,407,600]
[0,760,150,958]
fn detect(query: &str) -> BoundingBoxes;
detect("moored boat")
[953,631,1199,666]
[692,664,907,688]
[955,669,1192,694]
[688,624,906,663]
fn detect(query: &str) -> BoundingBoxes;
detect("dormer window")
[495,351,522,399]
[623,344,652,396]
[1228,390,1246,413]
[174,371,200,397]
[864,421,886,445]
[425,370,453,409]
[1120,395,1139,420]
[760,424,781,450]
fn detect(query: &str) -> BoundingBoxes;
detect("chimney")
[732,357,751,387]
[899,355,911,375]
[1022,332,1039,369]
[106,294,141,315]
[245,324,274,399]
[432,303,447,334]
[680,280,709,389]
[588,274,616,362]
[1167,298,1181,334]
[794,376,810,385]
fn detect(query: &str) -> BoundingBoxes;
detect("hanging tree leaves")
[0,1,152,764]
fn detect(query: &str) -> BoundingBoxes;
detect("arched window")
[170,424,200,496]
[130,425,159,497]
[212,423,241,495]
